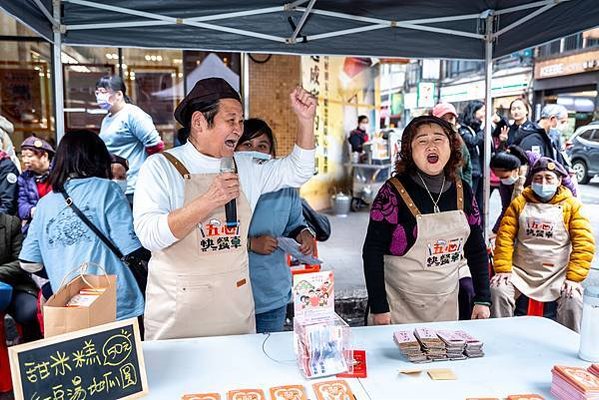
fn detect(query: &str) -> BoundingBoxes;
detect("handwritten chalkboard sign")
[9,318,148,400]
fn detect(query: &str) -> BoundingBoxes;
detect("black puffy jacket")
[515,122,565,165]
[459,125,484,178]
[0,213,38,296]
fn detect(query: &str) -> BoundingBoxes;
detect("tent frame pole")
[483,11,494,243]
[33,0,58,27]
[52,0,65,142]
[288,0,317,44]
[241,53,250,117]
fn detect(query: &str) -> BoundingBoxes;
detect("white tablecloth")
[142,316,589,399]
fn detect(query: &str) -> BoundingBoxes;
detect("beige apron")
[511,202,571,302]
[144,152,256,340]
[383,178,471,324]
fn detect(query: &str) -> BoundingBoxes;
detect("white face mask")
[359,123,368,131]
[112,179,127,193]
[500,175,518,186]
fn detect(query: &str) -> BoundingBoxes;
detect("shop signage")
[439,73,530,103]
[535,50,599,79]
[9,319,148,400]
[417,82,436,108]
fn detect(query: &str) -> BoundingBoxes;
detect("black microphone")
[220,157,238,228]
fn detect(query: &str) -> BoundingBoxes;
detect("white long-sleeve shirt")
[133,142,315,251]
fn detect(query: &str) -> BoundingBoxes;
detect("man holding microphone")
[133,78,316,340]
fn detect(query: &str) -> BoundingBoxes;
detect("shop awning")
[2,0,598,60]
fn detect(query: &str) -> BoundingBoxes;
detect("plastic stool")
[0,281,14,393]
[515,294,557,320]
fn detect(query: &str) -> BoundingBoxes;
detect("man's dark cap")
[174,78,241,126]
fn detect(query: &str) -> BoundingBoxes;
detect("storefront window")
[61,48,240,148]
[0,13,54,151]
[62,45,118,133]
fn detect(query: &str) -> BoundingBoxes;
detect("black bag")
[301,198,331,242]
[61,190,148,297]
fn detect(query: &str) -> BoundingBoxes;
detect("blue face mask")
[96,93,112,110]
[532,182,557,201]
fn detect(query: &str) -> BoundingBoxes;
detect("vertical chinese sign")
[301,56,380,210]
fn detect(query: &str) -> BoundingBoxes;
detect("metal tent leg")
[483,12,494,243]
[52,0,65,142]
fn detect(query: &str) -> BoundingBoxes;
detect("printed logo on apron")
[426,238,464,268]
[198,218,242,253]
[524,217,555,239]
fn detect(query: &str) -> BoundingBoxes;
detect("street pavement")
[319,177,599,300]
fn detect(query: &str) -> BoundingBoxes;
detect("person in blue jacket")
[236,118,316,333]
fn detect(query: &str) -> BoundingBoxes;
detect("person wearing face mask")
[491,145,577,234]
[515,104,568,166]
[133,78,316,340]
[110,154,129,194]
[348,115,370,153]
[363,115,491,326]
[17,136,54,234]
[235,118,316,333]
[491,157,594,332]
[96,75,164,205]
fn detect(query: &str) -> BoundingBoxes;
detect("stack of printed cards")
[393,330,430,363]
[551,365,599,400]
[415,328,447,361]
[454,330,485,358]
[393,328,484,363]
[437,330,467,361]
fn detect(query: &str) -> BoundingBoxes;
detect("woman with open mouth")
[363,115,491,325]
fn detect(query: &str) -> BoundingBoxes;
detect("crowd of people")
[0,75,594,349]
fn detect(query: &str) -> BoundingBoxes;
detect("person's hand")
[250,235,278,255]
[561,279,583,298]
[296,229,316,255]
[471,304,490,319]
[490,272,511,287]
[371,312,391,325]
[290,86,317,121]
[499,125,509,142]
[202,172,239,209]
[31,207,36,217]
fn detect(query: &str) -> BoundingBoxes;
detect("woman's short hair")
[490,145,529,171]
[358,115,368,124]
[239,118,277,157]
[49,130,112,192]
[395,115,463,180]
[95,75,132,104]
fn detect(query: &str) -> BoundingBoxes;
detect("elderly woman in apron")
[491,157,594,332]
[363,115,491,325]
